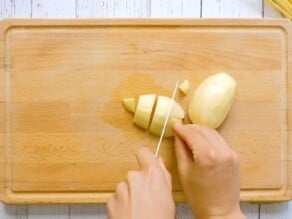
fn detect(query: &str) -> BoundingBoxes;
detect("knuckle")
[225,151,239,164]
[151,164,166,178]
[127,171,139,182]
[205,149,219,165]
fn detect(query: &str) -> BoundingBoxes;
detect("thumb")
[158,157,172,189]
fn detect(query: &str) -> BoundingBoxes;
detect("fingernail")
[173,122,182,129]
[173,122,179,128]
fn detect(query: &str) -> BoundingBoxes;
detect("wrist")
[206,211,245,219]
[196,205,245,219]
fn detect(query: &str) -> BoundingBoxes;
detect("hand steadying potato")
[107,147,175,219]
[173,123,245,219]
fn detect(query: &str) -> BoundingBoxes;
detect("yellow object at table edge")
[265,0,292,19]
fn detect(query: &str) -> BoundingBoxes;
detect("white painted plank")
[74,2,149,219]
[0,0,30,216]
[95,205,107,219]
[150,0,201,17]
[69,204,106,219]
[122,0,258,218]
[63,0,112,217]
[72,0,151,217]
[260,202,292,219]
[240,203,259,219]
[32,0,76,18]
[176,204,193,219]
[150,1,200,217]
[0,203,28,219]
[0,0,12,19]
[263,1,284,18]
[202,0,263,18]
[13,0,31,18]
[30,0,72,215]
[114,0,150,18]
[201,1,261,218]
[261,1,290,219]
[77,0,150,18]
[28,1,73,218]
[11,205,28,219]
[28,205,69,219]
[76,0,115,18]
[0,1,289,219]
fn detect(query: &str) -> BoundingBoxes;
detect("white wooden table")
[0,0,291,218]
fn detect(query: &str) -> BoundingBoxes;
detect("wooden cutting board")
[0,19,291,203]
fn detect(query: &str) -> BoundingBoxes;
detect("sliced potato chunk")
[149,96,184,137]
[122,97,136,113]
[133,94,156,129]
[188,73,236,129]
[179,80,190,95]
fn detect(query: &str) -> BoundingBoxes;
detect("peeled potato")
[122,98,136,113]
[188,73,236,129]
[149,96,185,137]
[179,80,190,95]
[133,94,156,129]
[125,94,185,137]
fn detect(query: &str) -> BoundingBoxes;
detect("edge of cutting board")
[0,19,291,203]
[287,18,292,202]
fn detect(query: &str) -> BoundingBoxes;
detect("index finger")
[173,123,213,163]
[136,147,158,169]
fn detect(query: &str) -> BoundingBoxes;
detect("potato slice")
[179,80,190,95]
[133,94,156,129]
[149,96,184,137]
[122,97,136,113]
[188,73,236,129]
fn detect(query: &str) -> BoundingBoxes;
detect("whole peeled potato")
[188,73,236,129]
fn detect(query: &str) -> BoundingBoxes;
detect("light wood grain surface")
[0,0,290,218]
[0,19,290,204]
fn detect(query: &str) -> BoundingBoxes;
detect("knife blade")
[154,81,179,157]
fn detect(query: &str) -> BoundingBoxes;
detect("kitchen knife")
[154,81,179,157]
